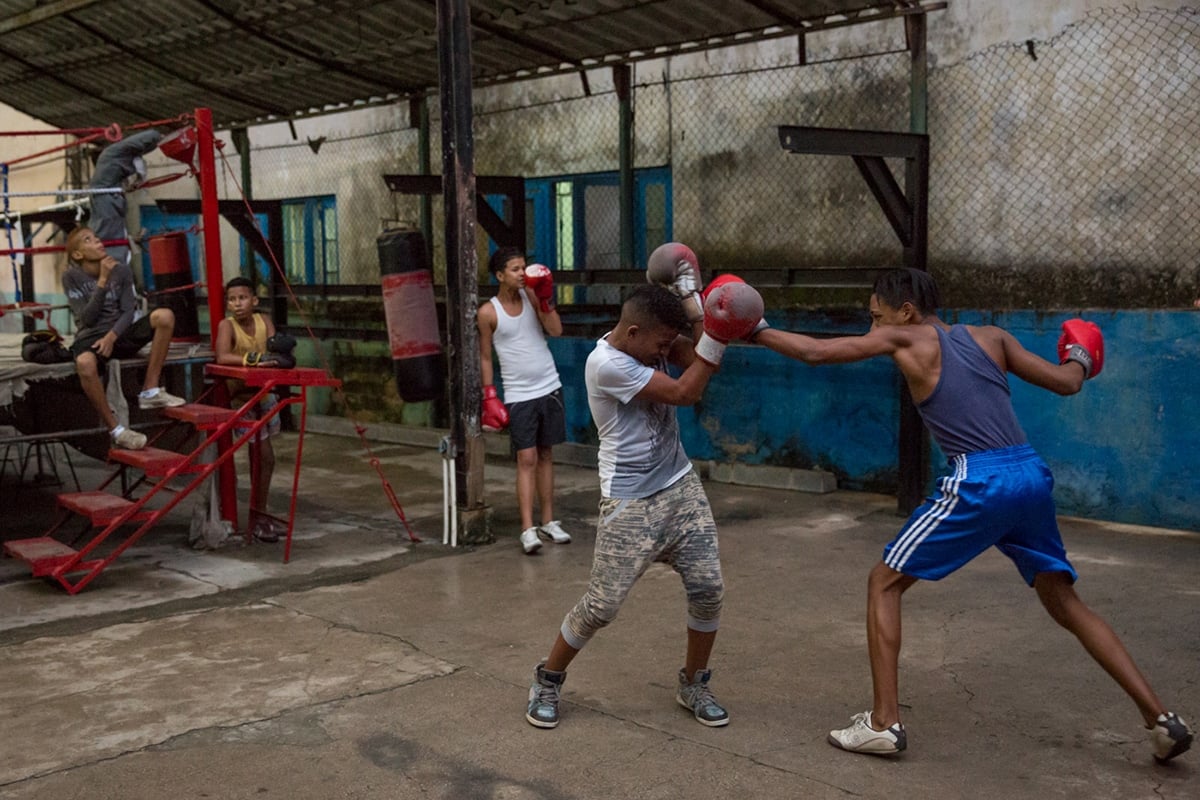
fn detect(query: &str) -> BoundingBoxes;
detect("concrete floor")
[0,430,1197,799]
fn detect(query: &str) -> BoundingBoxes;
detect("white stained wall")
[927,0,1196,66]
[0,103,72,333]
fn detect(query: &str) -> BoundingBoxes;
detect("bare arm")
[526,287,563,337]
[214,319,242,366]
[756,326,903,365]
[1000,329,1084,396]
[477,302,497,386]
[635,358,717,406]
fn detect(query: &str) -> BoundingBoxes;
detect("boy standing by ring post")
[213,277,295,543]
[754,267,1192,762]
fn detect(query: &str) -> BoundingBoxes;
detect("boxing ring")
[0,331,212,462]
[1,108,421,590]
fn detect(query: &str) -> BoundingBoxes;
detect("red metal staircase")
[4,366,341,594]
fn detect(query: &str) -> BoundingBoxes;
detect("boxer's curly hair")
[873,268,941,315]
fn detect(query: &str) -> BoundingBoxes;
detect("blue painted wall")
[546,309,1200,532]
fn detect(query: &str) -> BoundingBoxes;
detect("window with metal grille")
[282,195,338,285]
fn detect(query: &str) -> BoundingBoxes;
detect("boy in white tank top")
[477,247,572,554]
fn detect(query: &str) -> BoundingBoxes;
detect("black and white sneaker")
[1149,712,1193,763]
[676,668,729,727]
[828,711,906,755]
[526,662,566,728]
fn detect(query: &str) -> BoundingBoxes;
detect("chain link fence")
[135,4,1196,311]
[930,5,1200,306]
[101,4,1199,427]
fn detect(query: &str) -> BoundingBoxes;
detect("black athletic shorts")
[507,388,567,453]
[70,314,155,373]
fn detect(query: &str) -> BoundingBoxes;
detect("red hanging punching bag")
[378,229,445,402]
[147,232,201,342]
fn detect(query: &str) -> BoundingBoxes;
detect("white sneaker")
[139,388,186,409]
[828,711,906,754]
[539,520,571,544]
[520,527,542,554]
[111,428,147,450]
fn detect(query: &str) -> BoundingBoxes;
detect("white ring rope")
[1,187,124,197]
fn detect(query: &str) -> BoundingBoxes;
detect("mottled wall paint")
[542,309,1200,531]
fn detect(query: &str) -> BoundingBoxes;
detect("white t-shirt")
[585,334,692,499]
[490,292,561,403]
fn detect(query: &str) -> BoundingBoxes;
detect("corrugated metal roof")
[0,1,939,129]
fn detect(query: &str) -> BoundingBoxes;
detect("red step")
[108,446,197,476]
[4,537,104,577]
[57,491,153,525]
[163,402,238,429]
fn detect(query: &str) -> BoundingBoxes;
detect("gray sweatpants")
[560,470,724,649]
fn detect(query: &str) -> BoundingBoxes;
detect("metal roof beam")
[0,0,102,35]
[0,40,153,123]
[476,1,948,87]
[471,16,586,72]
[193,0,422,98]
[736,0,806,28]
[63,14,293,119]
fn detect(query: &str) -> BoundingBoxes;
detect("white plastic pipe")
[449,457,458,548]
[442,456,450,545]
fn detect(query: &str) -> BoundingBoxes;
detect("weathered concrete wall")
[123,1,1197,310]
[661,2,1200,307]
[925,3,1199,307]
[538,309,1200,532]
[298,302,1199,530]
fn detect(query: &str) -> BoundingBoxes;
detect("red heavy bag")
[147,232,201,342]
[378,229,445,402]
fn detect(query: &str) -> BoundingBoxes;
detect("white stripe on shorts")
[886,454,967,572]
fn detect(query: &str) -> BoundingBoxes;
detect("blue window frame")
[283,196,338,284]
[485,167,672,272]
[238,212,272,285]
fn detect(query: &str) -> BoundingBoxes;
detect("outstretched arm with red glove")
[694,277,764,367]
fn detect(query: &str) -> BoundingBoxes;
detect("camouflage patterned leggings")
[560,470,724,649]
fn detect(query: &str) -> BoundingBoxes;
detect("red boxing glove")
[1057,318,1104,379]
[481,385,510,432]
[700,273,743,302]
[524,263,556,313]
[694,278,764,367]
[701,275,768,340]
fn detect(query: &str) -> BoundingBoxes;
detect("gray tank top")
[917,325,1027,457]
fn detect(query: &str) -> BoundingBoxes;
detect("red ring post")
[194,108,239,529]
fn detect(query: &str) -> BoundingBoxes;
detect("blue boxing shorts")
[883,444,1077,586]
